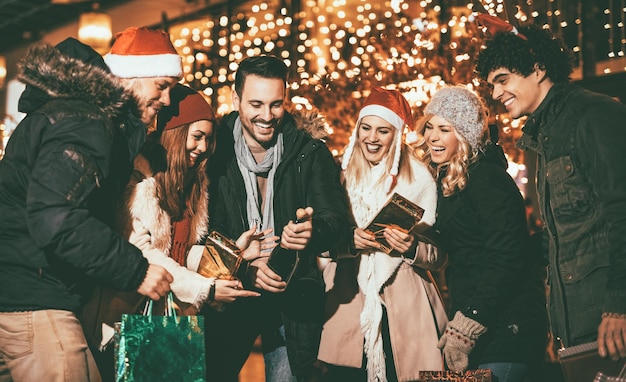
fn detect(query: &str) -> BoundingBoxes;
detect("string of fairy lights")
[2,0,625,163]
[172,0,625,108]
[171,0,472,114]
[606,0,626,60]
[159,0,625,193]
[173,1,430,107]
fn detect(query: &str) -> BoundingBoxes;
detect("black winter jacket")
[0,39,148,314]
[435,144,548,366]
[517,83,626,346]
[208,110,352,378]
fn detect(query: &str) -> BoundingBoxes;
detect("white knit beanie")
[424,86,487,150]
[104,27,182,78]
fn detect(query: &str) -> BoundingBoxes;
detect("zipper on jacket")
[297,152,305,204]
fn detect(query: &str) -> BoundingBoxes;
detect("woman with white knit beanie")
[417,86,548,382]
[318,87,448,382]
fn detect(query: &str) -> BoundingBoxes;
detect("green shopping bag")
[114,293,206,382]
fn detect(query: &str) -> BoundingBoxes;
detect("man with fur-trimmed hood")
[206,55,352,382]
[0,32,180,381]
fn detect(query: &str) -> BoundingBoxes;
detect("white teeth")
[255,122,272,129]
[504,98,514,106]
[366,144,380,152]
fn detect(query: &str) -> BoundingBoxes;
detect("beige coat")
[318,154,448,382]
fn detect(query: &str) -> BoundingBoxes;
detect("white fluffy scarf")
[348,156,436,382]
[348,161,401,382]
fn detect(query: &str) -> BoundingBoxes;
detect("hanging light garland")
[168,0,522,161]
[166,0,623,164]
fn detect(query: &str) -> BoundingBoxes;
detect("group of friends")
[0,14,625,382]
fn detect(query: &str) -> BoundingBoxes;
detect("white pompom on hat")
[424,86,487,151]
[341,87,413,192]
[104,27,183,79]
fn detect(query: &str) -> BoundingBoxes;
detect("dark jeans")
[478,362,527,382]
[203,308,259,382]
[262,325,296,382]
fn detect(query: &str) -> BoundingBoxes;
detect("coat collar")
[517,83,575,152]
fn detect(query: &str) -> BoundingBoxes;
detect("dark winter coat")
[206,110,352,379]
[517,83,626,347]
[435,143,548,367]
[0,39,148,314]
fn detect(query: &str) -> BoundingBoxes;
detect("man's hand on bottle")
[280,207,313,251]
[136,264,173,300]
[247,257,287,293]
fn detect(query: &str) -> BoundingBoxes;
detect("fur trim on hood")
[291,108,330,140]
[17,40,139,121]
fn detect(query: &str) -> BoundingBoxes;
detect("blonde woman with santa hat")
[417,86,547,381]
[317,87,448,382]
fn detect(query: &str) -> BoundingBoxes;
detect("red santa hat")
[341,87,413,192]
[157,84,216,131]
[473,13,527,40]
[104,27,183,78]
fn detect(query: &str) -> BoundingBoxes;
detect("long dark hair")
[156,124,211,221]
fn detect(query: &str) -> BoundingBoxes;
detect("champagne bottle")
[267,209,309,285]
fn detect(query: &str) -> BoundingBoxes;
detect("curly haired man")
[476,24,626,362]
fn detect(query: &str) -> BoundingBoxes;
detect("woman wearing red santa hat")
[317,87,448,382]
[82,84,271,381]
[118,84,267,311]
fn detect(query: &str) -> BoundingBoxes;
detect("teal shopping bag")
[114,293,206,382]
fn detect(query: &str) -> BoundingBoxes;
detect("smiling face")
[486,67,552,119]
[185,119,213,168]
[423,115,460,164]
[232,74,285,150]
[128,76,180,125]
[357,115,396,166]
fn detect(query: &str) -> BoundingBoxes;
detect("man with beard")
[207,55,352,381]
[0,27,182,381]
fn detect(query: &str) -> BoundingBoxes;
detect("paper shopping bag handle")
[140,292,177,319]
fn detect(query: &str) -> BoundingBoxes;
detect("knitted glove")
[437,311,487,372]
